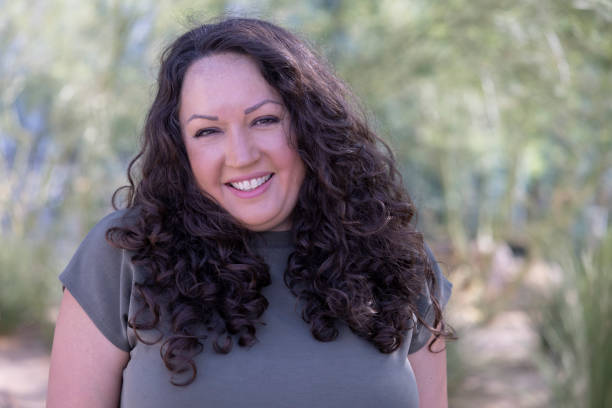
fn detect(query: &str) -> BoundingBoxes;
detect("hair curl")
[106,17,454,386]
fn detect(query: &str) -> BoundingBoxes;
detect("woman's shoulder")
[61,208,141,279]
[77,207,140,248]
[58,208,142,352]
[407,242,453,354]
[422,243,453,310]
[93,207,140,231]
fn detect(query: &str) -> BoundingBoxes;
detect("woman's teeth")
[229,174,272,191]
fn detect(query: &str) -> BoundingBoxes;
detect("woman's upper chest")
[122,314,419,408]
[120,242,420,408]
[122,275,419,407]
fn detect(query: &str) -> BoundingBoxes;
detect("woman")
[48,17,454,407]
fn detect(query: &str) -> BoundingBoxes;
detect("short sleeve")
[58,210,135,352]
[407,244,452,354]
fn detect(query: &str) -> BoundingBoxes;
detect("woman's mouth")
[228,174,273,191]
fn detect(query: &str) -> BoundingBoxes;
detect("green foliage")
[535,230,612,408]
[0,236,55,334]
[445,335,465,396]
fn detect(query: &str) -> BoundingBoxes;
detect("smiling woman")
[47,17,454,408]
[180,53,305,232]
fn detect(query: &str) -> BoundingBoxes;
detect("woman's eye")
[194,128,219,138]
[253,116,280,126]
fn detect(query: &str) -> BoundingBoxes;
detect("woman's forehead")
[179,53,282,119]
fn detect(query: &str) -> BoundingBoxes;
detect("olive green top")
[59,210,452,408]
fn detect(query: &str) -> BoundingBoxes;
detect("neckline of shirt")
[253,230,294,249]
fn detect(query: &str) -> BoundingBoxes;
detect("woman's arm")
[47,289,129,408]
[408,332,448,408]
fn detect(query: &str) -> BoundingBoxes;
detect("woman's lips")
[228,174,273,191]
[226,173,274,198]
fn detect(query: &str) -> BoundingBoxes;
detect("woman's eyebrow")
[187,114,218,123]
[186,99,282,123]
[244,99,283,114]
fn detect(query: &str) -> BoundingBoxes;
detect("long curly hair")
[107,17,454,385]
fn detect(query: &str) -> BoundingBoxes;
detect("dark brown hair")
[107,17,454,385]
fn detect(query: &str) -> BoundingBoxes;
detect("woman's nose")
[224,126,260,167]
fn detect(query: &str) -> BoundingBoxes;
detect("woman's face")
[179,53,305,231]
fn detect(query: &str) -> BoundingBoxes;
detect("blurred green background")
[1,0,611,407]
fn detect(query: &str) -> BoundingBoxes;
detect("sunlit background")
[1,1,611,407]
